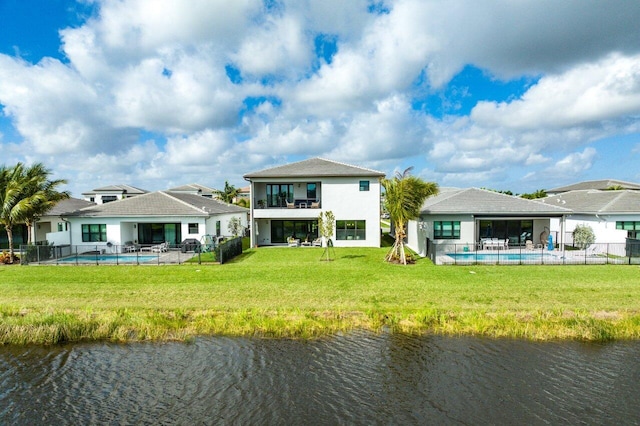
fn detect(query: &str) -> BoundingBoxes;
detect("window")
[336,220,366,240]
[359,180,370,191]
[216,221,221,236]
[616,221,640,231]
[434,221,460,239]
[102,196,118,203]
[617,221,640,238]
[82,224,107,242]
[307,183,317,200]
[266,184,294,207]
[57,223,64,232]
[188,223,199,234]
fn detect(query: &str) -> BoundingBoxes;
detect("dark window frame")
[336,220,366,240]
[434,221,460,239]
[82,224,107,242]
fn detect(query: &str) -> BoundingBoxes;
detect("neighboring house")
[406,188,570,257]
[547,179,640,196]
[243,157,385,247]
[33,197,96,245]
[539,190,640,248]
[167,183,219,199]
[52,191,247,251]
[234,185,250,203]
[82,184,148,204]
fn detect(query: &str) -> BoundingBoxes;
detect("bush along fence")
[19,238,244,266]
[426,240,640,266]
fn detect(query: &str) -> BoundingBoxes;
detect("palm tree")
[382,167,439,265]
[0,163,28,263]
[20,163,70,244]
[214,181,239,204]
[0,163,69,263]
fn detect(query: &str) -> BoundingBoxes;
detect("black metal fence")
[428,240,640,265]
[19,239,244,266]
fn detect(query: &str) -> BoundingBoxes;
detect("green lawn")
[1,246,639,344]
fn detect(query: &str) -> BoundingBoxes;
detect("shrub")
[573,224,596,249]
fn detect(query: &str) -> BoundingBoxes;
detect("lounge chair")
[287,237,300,247]
[312,237,322,247]
[286,201,295,209]
[151,242,169,252]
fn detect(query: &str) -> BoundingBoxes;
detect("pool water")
[447,253,552,261]
[58,255,157,263]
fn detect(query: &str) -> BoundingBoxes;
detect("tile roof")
[68,191,247,217]
[421,188,570,215]
[44,198,96,216]
[243,157,385,178]
[547,179,640,193]
[82,184,148,195]
[540,190,640,214]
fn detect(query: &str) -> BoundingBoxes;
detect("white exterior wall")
[407,215,475,256]
[205,212,248,238]
[322,177,380,247]
[563,215,630,244]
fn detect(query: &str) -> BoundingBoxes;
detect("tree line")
[0,163,69,264]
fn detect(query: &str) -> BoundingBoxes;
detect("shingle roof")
[243,157,385,178]
[421,188,570,215]
[68,191,247,217]
[540,190,640,214]
[45,198,96,216]
[82,184,148,195]
[547,179,640,193]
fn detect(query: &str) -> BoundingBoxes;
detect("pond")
[1,332,639,424]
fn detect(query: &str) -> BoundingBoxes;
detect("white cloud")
[471,54,640,130]
[1,0,640,196]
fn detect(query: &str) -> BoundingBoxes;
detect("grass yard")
[1,246,639,344]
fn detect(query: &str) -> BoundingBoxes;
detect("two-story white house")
[243,158,385,247]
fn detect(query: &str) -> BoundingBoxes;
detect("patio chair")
[287,237,300,247]
[310,201,320,208]
[123,241,137,252]
[525,240,534,250]
[286,201,295,209]
[151,242,169,252]
[312,237,322,247]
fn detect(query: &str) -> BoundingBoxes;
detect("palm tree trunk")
[6,226,14,264]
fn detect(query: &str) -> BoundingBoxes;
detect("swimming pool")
[57,254,157,263]
[446,252,554,262]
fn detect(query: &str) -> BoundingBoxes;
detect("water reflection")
[1,333,639,424]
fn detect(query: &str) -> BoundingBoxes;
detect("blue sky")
[1,0,639,197]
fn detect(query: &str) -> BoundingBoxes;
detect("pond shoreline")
[2,308,638,345]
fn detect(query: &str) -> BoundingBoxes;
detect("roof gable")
[69,191,247,217]
[422,188,570,215]
[243,157,385,179]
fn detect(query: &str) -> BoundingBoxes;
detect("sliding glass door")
[138,223,182,245]
[270,220,318,243]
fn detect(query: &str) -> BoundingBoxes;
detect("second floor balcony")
[253,182,322,210]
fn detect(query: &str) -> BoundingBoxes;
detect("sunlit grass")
[1,246,640,344]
